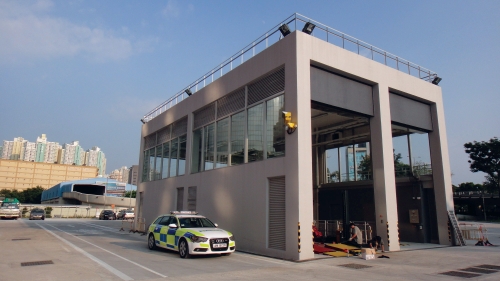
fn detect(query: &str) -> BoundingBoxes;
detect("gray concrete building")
[135,14,453,261]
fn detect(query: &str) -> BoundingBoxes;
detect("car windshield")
[1,203,19,208]
[32,209,44,213]
[178,217,216,228]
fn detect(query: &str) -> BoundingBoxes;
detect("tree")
[124,190,136,198]
[0,186,44,203]
[357,150,411,180]
[464,137,500,196]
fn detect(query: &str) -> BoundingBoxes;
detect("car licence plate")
[213,243,227,248]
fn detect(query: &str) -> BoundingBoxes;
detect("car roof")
[158,214,205,219]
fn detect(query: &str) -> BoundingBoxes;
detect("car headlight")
[190,235,208,243]
[229,235,235,241]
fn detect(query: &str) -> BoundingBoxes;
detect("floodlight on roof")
[140,119,146,124]
[432,76,442,85]
[302,22,315,35]
[185,89,192,96]
[279,24,291,37]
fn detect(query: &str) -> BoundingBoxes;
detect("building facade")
[136,16,453,261]
[0,159,98,190]
[127,165,139,186]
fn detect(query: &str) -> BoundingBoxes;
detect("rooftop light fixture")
[279,24,291,37]
[185,89,192,96]
[432,76,442,85]
[140,119,146,124]
[302,22,315,35]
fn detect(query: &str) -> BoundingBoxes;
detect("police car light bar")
[170,211,198,215]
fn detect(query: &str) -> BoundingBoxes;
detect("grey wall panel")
[310,67,373,116]
[389,93,433,131]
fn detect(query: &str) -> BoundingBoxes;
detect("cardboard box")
[361,248,376,255]
[361,253,375,260]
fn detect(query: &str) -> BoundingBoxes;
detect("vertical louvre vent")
[144,134,156,149]
[217,87,245,118]
[187,186,197,211]
[172,116,188,138]
[268,176,286,251]
[193,103,216,129]
[248,68,285,106]
[157,125,171,144]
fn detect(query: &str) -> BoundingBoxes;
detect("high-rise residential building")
[128,165,139,186]
[86,146,106,176]
[2,135,106,176]
[23,141,36,162]
[61,141,85,166]
[109,166,130,183]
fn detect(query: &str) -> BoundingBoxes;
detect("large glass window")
[161,142,170,179]
[230,111,245,165]
[148,147,156,181]
[247,104,264,162]
[142,150,149,182]
[204,123,215,170]
[191,128,203,173]
[266,95,285,158]
[216,118,229,168]
[178,135,187,176]
[154,145,162,180]
[170,138,178,177]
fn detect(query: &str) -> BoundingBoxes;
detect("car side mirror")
[214,223,218,228]
[168,223,178,228]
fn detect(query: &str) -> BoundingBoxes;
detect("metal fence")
[143,13,438,123]
[316,220,373,244]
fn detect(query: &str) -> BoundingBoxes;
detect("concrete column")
[286,32,314,260]
[370,83,400,251]
[428,100,454,245]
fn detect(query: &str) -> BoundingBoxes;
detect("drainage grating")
[21,260,54,267]
[476,264,500,270]
[338,263,372,270]
[460,267,498,274]
[12,238,31,241]
[439,271,481,278]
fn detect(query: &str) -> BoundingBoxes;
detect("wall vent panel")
[268,176,286,251]
[248,68,285,106]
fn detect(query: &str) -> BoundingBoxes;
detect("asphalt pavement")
[1,219,500,281]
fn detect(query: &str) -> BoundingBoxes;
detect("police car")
[147,211,235,258]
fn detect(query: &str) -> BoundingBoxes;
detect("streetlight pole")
[482,191,487,221]
[104,176,108,209]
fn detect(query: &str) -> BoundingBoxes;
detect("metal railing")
[143,13,438,123]
[317,220,373,244]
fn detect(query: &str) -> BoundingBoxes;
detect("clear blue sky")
[1,0,498,184]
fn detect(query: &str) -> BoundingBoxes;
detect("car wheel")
[42,217,45,220]
[178,239,190,259]
[148,234,157,250]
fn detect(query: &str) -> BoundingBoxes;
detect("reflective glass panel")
[155,145,162,180]
[216,118,229,168]
[191,129,202,173]
[230,111,245,165]
[170,138,178,177]
[247,104,264,162]
[266,95,285,158]
[178,135,186,175]
[161,142,170,179]
[204,123,215,170]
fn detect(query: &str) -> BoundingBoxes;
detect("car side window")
[158,216,171,226]
[152,216,163,225]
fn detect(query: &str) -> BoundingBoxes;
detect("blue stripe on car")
[167,228,177,235]
[160,234,166,242]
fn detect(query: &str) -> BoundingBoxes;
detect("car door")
[165,217,179,250]
[151,216,166,246]
[157,216,172,248]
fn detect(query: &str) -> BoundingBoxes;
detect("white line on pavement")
[37,223,133,281]
[45,224,167,278]
[61,245,71,252]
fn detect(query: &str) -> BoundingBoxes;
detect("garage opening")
[73,184,105,195]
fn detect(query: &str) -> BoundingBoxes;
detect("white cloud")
[0,0,133,63]
[161,0,180,19]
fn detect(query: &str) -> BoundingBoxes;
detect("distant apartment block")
[1,134,107,176]
[127,165,138,186]
[109,166,130,183]
[0,159,98,190]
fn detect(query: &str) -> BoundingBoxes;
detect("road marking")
[45,224,167,278]
[67,225,74,227]
[37,223,133,281]
[81,222,126,233]
[61,246,71,252]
